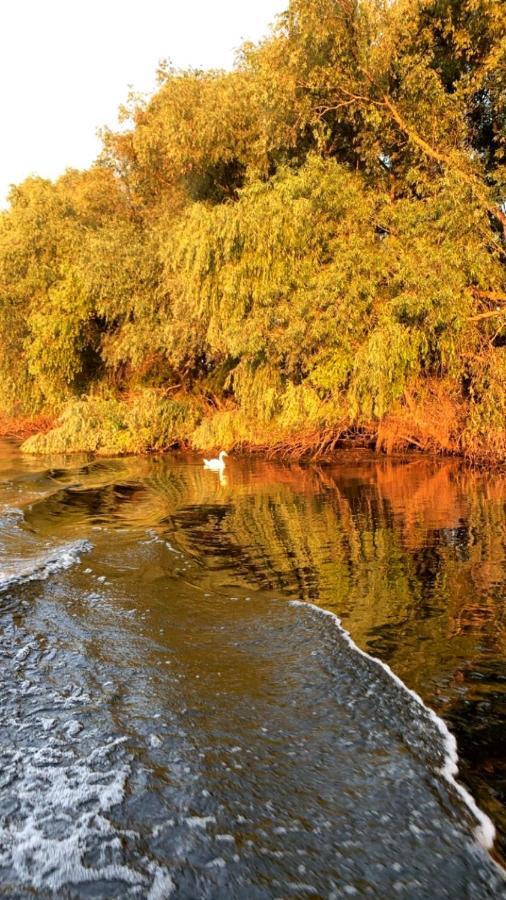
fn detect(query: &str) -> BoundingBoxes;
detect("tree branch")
[315,68,506,232]
[470,288,506,305]
[468,309,506,322]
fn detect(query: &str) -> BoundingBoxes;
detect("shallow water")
[0,440,504,897]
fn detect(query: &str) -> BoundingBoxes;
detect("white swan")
[203,450,228,471]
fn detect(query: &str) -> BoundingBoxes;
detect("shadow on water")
[0,439,505,895]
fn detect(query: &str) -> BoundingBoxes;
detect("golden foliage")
[0,0,504,461]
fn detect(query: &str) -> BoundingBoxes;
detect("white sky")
[0,0,287,206]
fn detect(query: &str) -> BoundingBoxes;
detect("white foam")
[0,737,136,891]
[147,866,175,899]
[40,717,56,733]
[287,882,318,894]
[186,815,216,829]
[0,539,92,591]
[206,857,226,869]
[65,720,83,738]
[289,600,500,858]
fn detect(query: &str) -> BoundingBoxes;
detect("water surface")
[0,441,504,897]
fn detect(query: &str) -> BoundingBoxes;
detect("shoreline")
[1,396,504,469]
[4,418,504,470]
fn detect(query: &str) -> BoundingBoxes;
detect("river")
[0,439,504,898]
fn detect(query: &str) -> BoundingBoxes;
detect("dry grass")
[0,414,55,440]
[376,380,464,456]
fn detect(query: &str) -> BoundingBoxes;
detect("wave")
[0,505,24,523]
[289,600,501,863]
[0,539,92,591]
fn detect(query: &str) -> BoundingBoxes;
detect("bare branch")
[468,309,506,322]
[471,289,506,305]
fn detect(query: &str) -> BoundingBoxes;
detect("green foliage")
[169,156,379,373]
[349,323,424,420]
[192,410,252,451]
[1,0,505,460]
[464,349,506,459]
[22,391,201,456]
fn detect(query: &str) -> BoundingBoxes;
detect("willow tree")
[255,1,506,193]
[167,153,503,446]
[0,0,504,460]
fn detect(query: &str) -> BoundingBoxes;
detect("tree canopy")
[1,0,505,460]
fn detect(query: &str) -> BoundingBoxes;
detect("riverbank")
[8,387,506,467]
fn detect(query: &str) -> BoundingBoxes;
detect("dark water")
[0,440,504,898]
